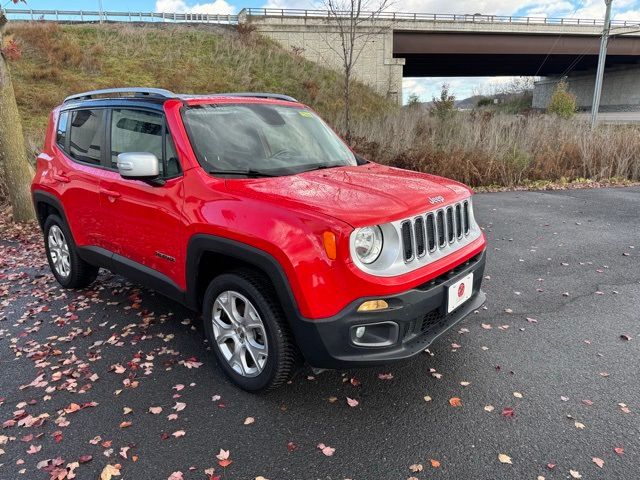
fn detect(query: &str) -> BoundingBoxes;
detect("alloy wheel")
[48,225,71,278]
[211,290,269,377]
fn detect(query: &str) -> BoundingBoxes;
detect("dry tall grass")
[349,110,640,187]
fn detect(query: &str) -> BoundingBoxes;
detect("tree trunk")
[0,15,35,222]
[344,72,351,144]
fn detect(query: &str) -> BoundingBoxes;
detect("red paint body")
[32,97,486,319]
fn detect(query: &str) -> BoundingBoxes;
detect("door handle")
[52,173,70,183]
[101,189,121,199]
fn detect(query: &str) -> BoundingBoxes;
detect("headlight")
[353,226,383,264]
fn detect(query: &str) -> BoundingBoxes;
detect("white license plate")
[447,273,474,313]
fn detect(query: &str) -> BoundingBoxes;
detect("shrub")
[477,97,493,107]
[406,93,421,107]
[430,83,456,120]
[547,80,577,119]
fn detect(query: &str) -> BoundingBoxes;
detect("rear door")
[54,108,107,247]
[99,107,186,285]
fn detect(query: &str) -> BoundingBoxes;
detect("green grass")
[6,22,393,152]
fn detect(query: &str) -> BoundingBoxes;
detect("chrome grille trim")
[401,199,477,265]
[401,221,414,262]
[349,197,481,278]
[425,213,436,252]
[414,216,426,258]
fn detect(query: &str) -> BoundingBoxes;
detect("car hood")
[224,163,471,227]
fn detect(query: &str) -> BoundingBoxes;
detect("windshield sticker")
[299,111,313,118]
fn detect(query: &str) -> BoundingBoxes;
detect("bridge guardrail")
[244,8,638,27]
[3,8,639,28]
[3,9,238,24]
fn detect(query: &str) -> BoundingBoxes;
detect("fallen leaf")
[409,463,423,472]
[79,455,93,464]
[346,397,359,407]
[498,453,512,464]
[148,407,162,415]
[569,470,582,479]
[614,446,624,456]
[26,444,41,454]
[575,421,585,430]
[592,457,604,468]
[513,392,523,398]
[377,373,394,380]
[244,417,255,425]
[430,459,440,468]
[317,443,335,456]
[172,430,185,438]
[100,464,121,480]
[168,472,184,480]
[173,402,186,412]
[449,397,462,407]
[484,405,495,412]
[502,407,515,417]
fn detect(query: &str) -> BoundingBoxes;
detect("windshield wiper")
[297,164,340,174]
[208,169,279,178]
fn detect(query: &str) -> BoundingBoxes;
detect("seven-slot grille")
[401,200,472,262]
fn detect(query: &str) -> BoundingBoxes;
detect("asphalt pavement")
[0,187,639,480]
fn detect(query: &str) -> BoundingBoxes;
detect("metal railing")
[3,9,238,24]
[244,8,639,27]
[3,8,639,28]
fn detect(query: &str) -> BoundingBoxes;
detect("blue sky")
[7,0,640,102]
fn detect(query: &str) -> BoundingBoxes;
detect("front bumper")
[291,250,486,368]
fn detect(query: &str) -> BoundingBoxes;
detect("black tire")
[43,215,99,289]
[202,269,301,392]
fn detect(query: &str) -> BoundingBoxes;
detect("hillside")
[5,22,393,153]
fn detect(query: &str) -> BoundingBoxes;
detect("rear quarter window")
[56,111,69,148]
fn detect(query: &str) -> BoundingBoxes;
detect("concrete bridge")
[241,8,640,108]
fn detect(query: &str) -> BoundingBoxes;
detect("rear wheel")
[203,270,300,392]
[44,215,98,289]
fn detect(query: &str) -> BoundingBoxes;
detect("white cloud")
[155,0,235,15]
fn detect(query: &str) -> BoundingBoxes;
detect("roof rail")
[206,92,299,103]
[63,87,177,104]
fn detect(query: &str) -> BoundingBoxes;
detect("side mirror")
[117,152,163,184]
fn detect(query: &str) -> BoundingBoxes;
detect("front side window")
[111,109,163,173]
[68,109,104,165]
[182,104,357,177]
[110,109,181,178]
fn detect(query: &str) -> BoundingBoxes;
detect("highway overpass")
[243,8,640,107]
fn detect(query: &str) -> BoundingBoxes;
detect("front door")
[99,107,186,288]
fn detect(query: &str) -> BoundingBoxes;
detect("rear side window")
[56,111,69,148]
[68,109,104,166]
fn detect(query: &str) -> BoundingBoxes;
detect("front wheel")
[202,270,300,392]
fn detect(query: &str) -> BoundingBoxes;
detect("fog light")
[357,300,389,312]
[350,321,399,347]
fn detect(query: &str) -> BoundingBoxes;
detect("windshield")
[182,103,357,177]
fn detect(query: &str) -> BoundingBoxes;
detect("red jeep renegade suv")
[31,88,487,391]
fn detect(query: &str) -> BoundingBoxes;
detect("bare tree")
[0,8,35,222]
[322,0,393,142]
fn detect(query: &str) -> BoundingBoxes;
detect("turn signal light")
[322,231,337,260]
[357,300,389,312]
